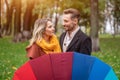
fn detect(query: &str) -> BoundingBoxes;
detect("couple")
[26,8,92,59]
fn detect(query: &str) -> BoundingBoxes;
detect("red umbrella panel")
[13,52,73,80]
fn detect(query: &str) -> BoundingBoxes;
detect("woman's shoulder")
[26,43,37,50]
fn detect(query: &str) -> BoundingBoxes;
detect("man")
[59,8,92,55]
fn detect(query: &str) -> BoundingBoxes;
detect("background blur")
[0,0,120,79]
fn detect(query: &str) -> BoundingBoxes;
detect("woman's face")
[44,21,55,37]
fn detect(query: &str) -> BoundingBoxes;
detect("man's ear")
[73,18,78,24]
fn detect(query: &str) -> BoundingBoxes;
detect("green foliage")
[99,0,105,11]
[59,0,90,15]
[0,36,120,79]
[59,0,91,27]
[112,0,120,20]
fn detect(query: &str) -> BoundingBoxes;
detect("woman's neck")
[43,35,50,43]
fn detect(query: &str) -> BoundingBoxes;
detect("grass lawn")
[0,37,29,80]
[0,36,120,80]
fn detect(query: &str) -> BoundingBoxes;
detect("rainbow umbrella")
[13,52,118,80]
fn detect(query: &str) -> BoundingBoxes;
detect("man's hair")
[63,8,80,21]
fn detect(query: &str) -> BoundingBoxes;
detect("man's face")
[62,14,76,32]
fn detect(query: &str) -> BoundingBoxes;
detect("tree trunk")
[90,0,100,52]
[54,13,58,33]
[23,0,35,31]
[13,0,22,42]
[21,0,36,42]
[40,8,45,18]
[5,0,13,35]
[14,0,21,35]
[116,18,119,34]
[31,14,39,31]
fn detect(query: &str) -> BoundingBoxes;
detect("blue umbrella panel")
[72,52,118,80]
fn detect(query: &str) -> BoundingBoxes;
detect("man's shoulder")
[77,29,91,40]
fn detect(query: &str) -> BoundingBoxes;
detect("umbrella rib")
[49,54,55,80]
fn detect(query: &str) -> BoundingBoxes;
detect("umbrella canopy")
[13,52,118,80]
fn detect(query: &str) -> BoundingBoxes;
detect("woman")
[26,18,61,59]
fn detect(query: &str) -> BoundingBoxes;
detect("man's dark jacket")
[59,29,92,55]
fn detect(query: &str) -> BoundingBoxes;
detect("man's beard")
[67,23,75,32]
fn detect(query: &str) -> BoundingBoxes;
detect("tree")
[99,0,105,34]
[14,0,21,35]
[4,0,14,35]
[12,0,22,42]
[90,0,100,52]
[23,0,35,31]
[112,0,120,36]
[104,0,120,37]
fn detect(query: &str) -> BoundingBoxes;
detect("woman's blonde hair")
[29,18,51,46]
